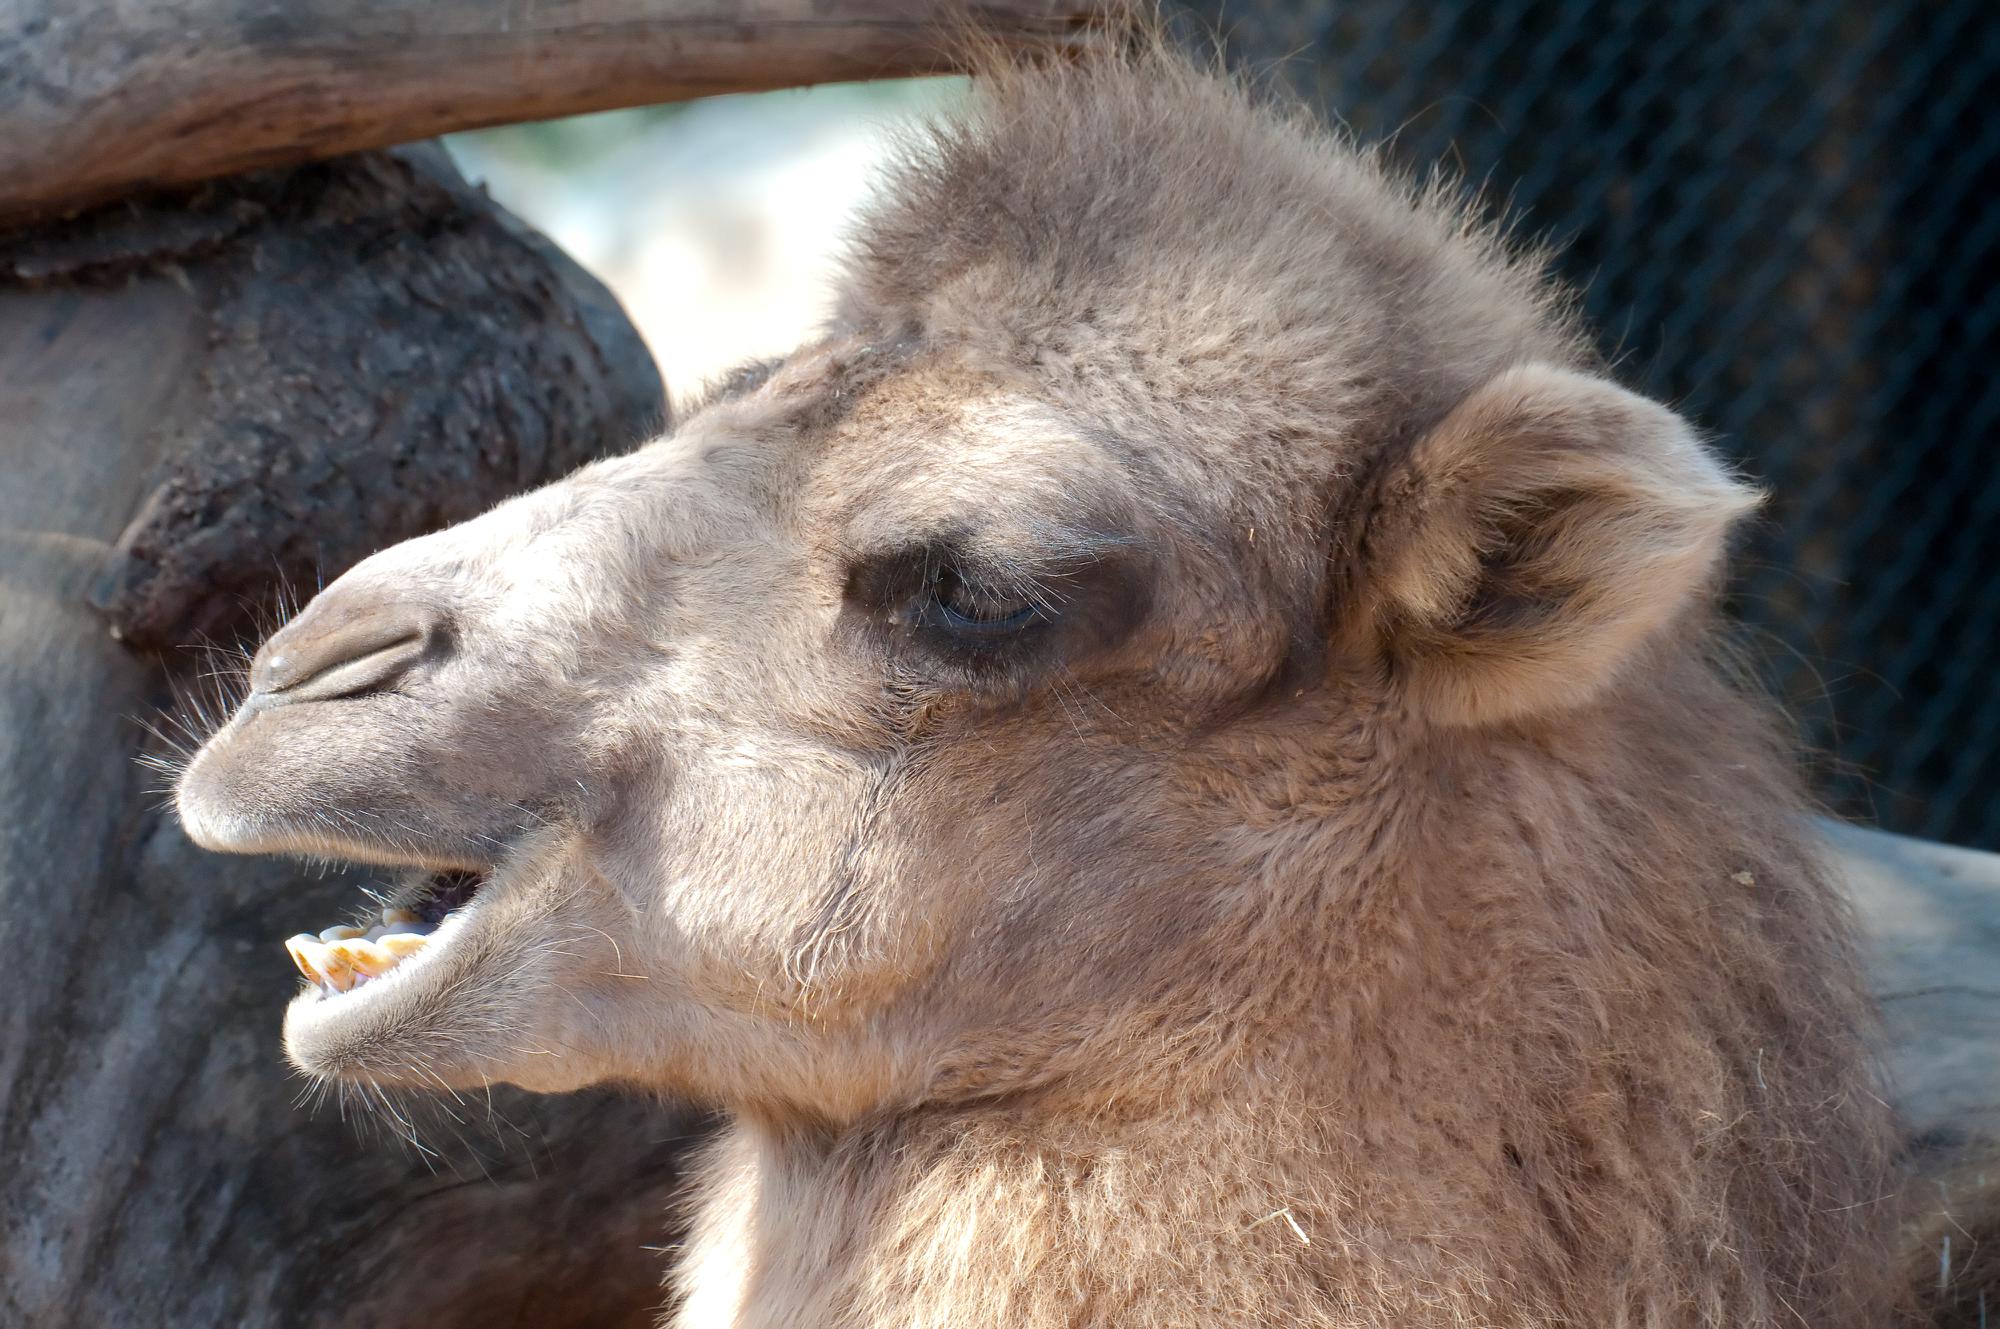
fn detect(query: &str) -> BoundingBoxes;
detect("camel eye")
[926,567,1045,638]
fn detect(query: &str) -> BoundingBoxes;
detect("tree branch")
[0,0,1117,228]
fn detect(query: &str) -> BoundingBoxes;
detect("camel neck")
[671,1086,1339,1329]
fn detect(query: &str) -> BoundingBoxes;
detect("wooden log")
[1831,821,2000,1152]
[0,147,698,1328]
[0,0,1114,229]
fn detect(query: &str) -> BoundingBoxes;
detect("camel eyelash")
[918,563,1053,638]
[829,561,1060,722]
[840,532,1155,697]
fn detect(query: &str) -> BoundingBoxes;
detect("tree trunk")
[0,0,1116,228]
[0,147,702,1329]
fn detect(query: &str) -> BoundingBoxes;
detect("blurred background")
[448,0,1999,848]
[446,77,967,416]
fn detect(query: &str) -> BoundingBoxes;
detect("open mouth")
[283,868,489,996]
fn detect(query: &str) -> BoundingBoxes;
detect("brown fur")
[1905,1150,2000,1328]
[179,40,1912,1327]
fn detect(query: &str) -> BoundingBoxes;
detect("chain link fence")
[1176,1,2000,846]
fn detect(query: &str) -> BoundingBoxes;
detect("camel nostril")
[251,598,446,704]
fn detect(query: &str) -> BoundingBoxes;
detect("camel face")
[173,71,1753,1117]
[174,349,1263,1105]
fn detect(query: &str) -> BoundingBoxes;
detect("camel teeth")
[382,907,423,926]
[289,935,353,992]
[285,934,326,982]
[315,943,357,992]
[378,933,429,960]
[326,938,396,979]
[285,924,433,992]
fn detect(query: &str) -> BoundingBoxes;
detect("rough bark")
[0,149,698,1328]
[1,143,664,652]
[0,0,1116,228]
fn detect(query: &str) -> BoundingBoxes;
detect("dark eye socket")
[841,534,1143,679]
[924,567,1047,639]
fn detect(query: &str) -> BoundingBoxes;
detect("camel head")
[176,59,1756,1122]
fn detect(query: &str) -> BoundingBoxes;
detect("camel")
[176,42,1920,1327]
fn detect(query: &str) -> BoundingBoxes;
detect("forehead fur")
[839,47,1593,500]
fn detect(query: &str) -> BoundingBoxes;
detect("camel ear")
[1362,364,1758,727]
